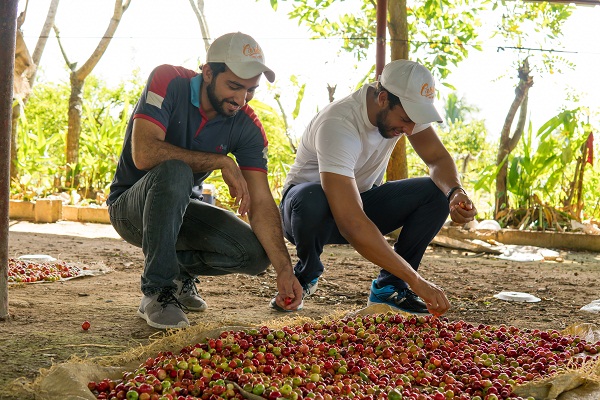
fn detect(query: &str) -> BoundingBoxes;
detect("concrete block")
[62,205,79,221]
[9,200,35,220]
[34,199,62,223]
[78,206,110,224]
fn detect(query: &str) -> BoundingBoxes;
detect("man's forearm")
[133,136,233,173]
[428,155,462,195]
[248,200,294,274]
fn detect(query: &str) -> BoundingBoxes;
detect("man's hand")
[410,277,450,316]
[449,190,477,224]
[221,158,251,216]
[274,268,303,311]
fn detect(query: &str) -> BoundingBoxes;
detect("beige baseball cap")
[206,32,275,83]
[380,59,443,124]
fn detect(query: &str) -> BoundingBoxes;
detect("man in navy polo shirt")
[107,32,303,329]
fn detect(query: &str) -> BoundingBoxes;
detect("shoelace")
[180,278,201,296]
[388,289,428,309]
[157,290,189,313]
[382,288,412,305]
[385,291,406,305]
[405,289,420,300]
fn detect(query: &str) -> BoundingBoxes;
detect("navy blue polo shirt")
[107,64,269,205]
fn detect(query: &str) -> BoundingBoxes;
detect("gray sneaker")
[137,290,189,330]
[175,278,208,312]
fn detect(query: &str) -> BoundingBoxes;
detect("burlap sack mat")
[13,305,600,400]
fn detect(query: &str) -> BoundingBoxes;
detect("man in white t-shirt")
[271,60,477,316]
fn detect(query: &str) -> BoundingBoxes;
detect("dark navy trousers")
[279,177,449,290]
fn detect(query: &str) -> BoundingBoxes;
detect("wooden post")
[376,0,387,78]
[0,0,19,321]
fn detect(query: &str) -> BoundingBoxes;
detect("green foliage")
[267,0,486,82]
[12,81,69,201]
[289,75,306,121]
[443,93,480,124]
[520,109,593,211]
[408,117,496,217]
[410,0,484,82]
[12,74,143,203]
[507,120,561,208]
[270,74,307,143]
[253,100,298,201]
[76,74,143,201]
[475,108,599,223]
[495,1,573,44]
[494,0,575,78]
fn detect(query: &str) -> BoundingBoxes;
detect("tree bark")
[188,0,211,54]
[385,0,409,182]
[62,0,130,172]
[494,58,533,218]
[66,74,84,184]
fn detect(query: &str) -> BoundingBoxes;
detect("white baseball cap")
[380,60,443,124]
[206,32,275,83]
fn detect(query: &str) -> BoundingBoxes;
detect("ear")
[201,64,213,83]
[377,90,388,108]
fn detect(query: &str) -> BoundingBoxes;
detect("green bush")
[408,119,497,218]
[13,74,143,204]
[12,81,69,201]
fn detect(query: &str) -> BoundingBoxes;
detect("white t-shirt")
[284,84,430,193]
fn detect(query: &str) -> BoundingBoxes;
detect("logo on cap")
[243,44,263,60]
[420,83,435,99]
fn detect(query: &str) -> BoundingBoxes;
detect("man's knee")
[425,178,450,220]
[289,184,330,223]
[153,160,193,185]
[244,247,270,276]
[148,160,194,202]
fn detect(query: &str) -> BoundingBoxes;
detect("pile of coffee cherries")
[89,313,599,400]
[8,258,82,283]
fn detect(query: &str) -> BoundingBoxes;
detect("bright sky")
[18,0,600,140]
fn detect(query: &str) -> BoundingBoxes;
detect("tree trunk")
[62,0,130,178]
[189,0,211,54]
[66,73,84,180]
[494,59,533,218]
[385,0,409,182]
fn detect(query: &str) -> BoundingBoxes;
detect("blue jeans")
[108,160,270,295]
[279,177,449,290]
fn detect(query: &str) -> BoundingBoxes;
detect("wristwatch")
[446,186,465,202]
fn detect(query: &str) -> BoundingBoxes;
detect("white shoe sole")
[137,309,189,330]
[366,299,430,315]
[270,298,304,312]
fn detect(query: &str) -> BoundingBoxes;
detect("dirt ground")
[1,220,600,399]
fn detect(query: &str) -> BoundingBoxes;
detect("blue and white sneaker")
[303,277,319,297]
[367,279,429,314]
[270,277,319,312]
